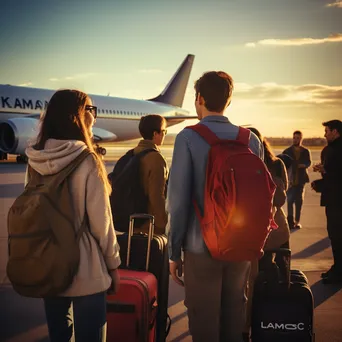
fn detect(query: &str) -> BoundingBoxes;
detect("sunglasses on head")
[85,105,97,119]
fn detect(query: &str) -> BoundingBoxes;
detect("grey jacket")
[166,116,264,261]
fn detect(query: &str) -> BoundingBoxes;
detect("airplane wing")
[92,127,117,142]
[26,114,41,119]
[18,116,118,143]
[164,115,198,125]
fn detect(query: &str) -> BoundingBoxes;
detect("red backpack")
[187,124,277,262]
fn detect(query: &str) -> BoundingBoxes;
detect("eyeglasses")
[85,105,97,119]
[160,129,167,135]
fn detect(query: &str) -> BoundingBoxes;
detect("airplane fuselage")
[0,54,196,159]
[0,84,189,142]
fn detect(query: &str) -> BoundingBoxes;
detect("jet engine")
[0,117,39,155]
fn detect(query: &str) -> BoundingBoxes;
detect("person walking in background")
[166,71,264,342]
[283,131,312,229]
[312,120,342,284]
[25,90,121,342]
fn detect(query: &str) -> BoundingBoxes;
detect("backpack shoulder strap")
[77,209,89,242]
[112,148,156,184]
[236,127,250,146]
[125,149,135,157]
[27,164,43,186]
[52,149,92,187]
[186,124,220,146]
[136,148,157,158]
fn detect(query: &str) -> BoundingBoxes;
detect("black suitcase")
[251,249,314,342]
[116,220,170,342]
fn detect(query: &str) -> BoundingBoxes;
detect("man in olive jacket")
[312,120,342,284]
[283,131,312,229]
[133,115,169,234]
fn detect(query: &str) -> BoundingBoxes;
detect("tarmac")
[0,146,341,342]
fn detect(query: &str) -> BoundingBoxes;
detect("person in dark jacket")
[283,131,312,229]
[312,120,342,284]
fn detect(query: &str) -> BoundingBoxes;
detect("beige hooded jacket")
[25,139,121,297]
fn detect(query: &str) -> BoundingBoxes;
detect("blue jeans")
[287,184,305,223]
[184,251,250,342]
[44,292,107,342]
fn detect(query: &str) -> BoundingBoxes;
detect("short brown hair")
[194,71,234,112]
[323,120,342,135]
[293,130,302,136]
[139,114,166,140]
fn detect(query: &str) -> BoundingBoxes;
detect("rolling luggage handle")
[127,214,155,271]
[262,248,291,288]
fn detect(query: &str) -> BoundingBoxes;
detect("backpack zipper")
[8,230,51,256]
[8,229,51,239]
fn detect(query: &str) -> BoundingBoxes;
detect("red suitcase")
[107,214,158,342]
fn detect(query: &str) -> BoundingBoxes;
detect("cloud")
[326,1,342,7]
[138,69,162,73]
[49,72,97,82]
[245,33,342,47]
[233,82,342,106]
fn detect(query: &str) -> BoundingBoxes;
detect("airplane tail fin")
[148,54,195,108]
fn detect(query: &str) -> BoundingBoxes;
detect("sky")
[0,0,341,137]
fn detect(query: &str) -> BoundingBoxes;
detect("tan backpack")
[7,149,91,298]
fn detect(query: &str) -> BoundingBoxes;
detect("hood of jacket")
[25,139,87,175]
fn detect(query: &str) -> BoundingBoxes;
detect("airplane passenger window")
[106,110,108,114]
[120,111,123,114]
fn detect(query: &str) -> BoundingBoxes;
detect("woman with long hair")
[244,127,290,342]
[25,89,121,342]
[248,127,290,251]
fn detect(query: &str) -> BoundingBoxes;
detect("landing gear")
[95,145,106,156]
[0,151,7,161]
[16,155,28,163]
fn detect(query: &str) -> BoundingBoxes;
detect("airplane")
[0,54,197,163]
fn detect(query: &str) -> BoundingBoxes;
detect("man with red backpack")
[166,71,275,342]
